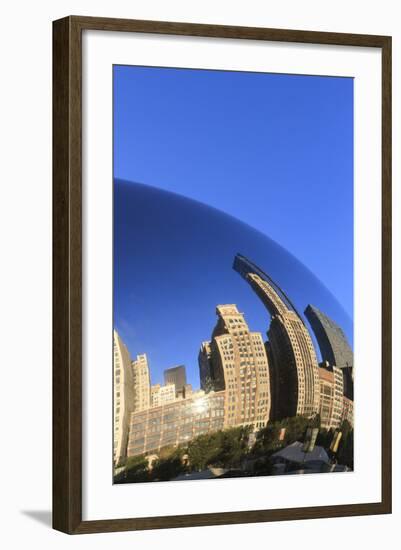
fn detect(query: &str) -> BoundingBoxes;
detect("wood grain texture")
[52,16,82,534]
[381,36,392,514]
[69,15,389,47]
[52,15,392,534]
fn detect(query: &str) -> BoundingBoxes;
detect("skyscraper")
[132,353,151,412]
[304,304,354,400]
[233,254,321,420]
[199,341,214,392]
[113,330,135,466]
[318,361,345,429]
[164,365,187,396]
[199,304,271,430]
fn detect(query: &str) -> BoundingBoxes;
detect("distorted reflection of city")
[113,180,354,483]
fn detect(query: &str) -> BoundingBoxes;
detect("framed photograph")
[53,16,392,534]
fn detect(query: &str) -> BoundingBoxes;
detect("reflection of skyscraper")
[132,354,151,412]
[304,304,354,400]
[318,361,344,429]
[128,390,225,457]
[199,341,214,392]
[151,383,176,407]
[199,304,271,430]
[233,254,320,420]
[114,330,135,466]
[164,365,187,396]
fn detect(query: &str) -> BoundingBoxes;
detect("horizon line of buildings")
[113,254,354,467]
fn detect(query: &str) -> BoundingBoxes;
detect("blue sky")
[113,66,353,387]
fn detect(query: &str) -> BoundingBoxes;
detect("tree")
[187,432,222,471]
[186,426,252,471]
[158,445,183,461]
[150,455,186,481]
[339,420,352,440]
[316,428,333,449]
[309,413,321,429]
[337,427,354,469]
[217,426,252,468]
[252,415,317,457]
[125,454,147,469]
[252,422,282,454]
[282,415,310,444]
[122,455,149,483]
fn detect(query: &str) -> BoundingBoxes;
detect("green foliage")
[339,420,352,440]
[217,426,252,468]
[116,447,189,483]
[187,432,222,471]
[117,454,149,483]
[316,428,334,449]
[150,454,186,481]
[282,415,311,443]
[125,454,147,470]
[253,415,312,456]
[252,423,282,454]
[337,427,354,469]
[114,415,351,484]
[309,413,321,429]
[251,414,329,460]
[186,426,252,471]
[157,445,184,461]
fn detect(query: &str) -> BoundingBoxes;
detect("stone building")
[127,390,225,457]
[233,254,320,420]
[132,353,151,412]
[113,330,135,466]
[199,304,271,430]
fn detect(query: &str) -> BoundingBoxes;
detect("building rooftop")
[233,253,305,323]
[272,441,329,464]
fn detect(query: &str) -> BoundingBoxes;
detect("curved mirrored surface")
[114,179,353,388]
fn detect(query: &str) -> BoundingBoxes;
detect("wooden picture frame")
[53,15,392,534]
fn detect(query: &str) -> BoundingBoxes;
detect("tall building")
[199,304,271,430]
[233,254,320,420]
[342,396,354,427]
[151,383,176,408]
[164,365,187,396]
[128,390,226,457]
[199,341,214,392]
[182,384,193,398]
[304,304,354,400]
[113,330,135,466]
[132,354,151,412]
[318,361,344,429]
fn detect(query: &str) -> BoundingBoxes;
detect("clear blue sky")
[113,65,353,387]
